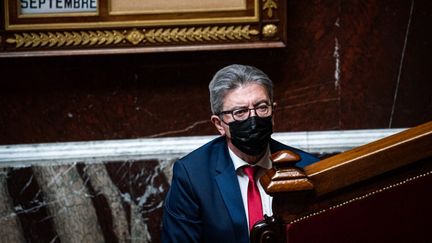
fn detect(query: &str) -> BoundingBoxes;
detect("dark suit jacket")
[161,136,319,243]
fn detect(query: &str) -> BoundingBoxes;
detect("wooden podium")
[251,121,432,243]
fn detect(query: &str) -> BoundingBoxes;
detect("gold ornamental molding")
[262,24,278,38]
[6,31,124,48]
[6,25,260,48]
[263,0,278,18]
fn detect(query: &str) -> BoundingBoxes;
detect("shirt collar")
[229,146,272,171]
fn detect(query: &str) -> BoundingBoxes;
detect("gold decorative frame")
[0,0,286,57]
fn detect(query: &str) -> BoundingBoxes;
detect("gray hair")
[209,64,273,114]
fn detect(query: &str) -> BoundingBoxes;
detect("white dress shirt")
[229,147,273,231]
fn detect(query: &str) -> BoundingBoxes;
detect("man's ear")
[211,115,226,136]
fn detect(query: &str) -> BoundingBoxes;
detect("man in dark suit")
[162,64,319,243]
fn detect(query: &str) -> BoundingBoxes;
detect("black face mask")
[228,116,273,156]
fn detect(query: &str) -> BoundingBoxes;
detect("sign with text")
[20,0,97,14]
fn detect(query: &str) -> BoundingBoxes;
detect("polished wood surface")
[306,120,432,197]
[263,121,432,223]
[261,150,314,195]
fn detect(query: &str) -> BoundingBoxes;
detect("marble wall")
[0,0,431,242]
[2,160,171,243]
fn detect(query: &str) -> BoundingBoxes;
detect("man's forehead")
[223,83,269,107]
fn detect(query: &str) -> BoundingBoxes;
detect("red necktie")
[243,166,263,231]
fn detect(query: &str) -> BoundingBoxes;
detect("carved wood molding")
[260,150,314,195]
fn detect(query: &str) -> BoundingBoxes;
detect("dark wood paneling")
[0,0,431,145]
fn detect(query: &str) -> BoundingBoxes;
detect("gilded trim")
[289,170,432,224]
[263,0,278,18]
[6,31,124,48]
[144,26,259,43]
[6,16,260,31]
[5,25,260,48]
[4,0,260,31]
[18,12,99,19]
[262,24,278,38]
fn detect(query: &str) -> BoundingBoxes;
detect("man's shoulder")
[176,136,227,167]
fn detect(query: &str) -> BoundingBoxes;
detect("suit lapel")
[215,147,249,243]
